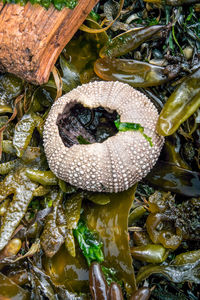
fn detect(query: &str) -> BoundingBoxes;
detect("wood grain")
[0,1,99,84]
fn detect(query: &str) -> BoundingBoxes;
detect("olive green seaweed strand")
[1,0,78,11]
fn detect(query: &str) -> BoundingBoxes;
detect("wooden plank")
[0,1,99,84]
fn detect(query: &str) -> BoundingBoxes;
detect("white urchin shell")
[43,81,164,193]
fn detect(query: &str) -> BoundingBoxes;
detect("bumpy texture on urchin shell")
[43,81,164,193]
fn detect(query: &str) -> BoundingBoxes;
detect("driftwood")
[0,0,99,85]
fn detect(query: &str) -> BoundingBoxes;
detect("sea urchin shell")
[43,81,164,193]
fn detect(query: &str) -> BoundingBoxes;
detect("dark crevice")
[0,3,6,14]
[56,101,119,148]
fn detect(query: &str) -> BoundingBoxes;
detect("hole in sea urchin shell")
[56,101,119,148]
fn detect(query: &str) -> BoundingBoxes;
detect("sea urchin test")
[43,81,164,193]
